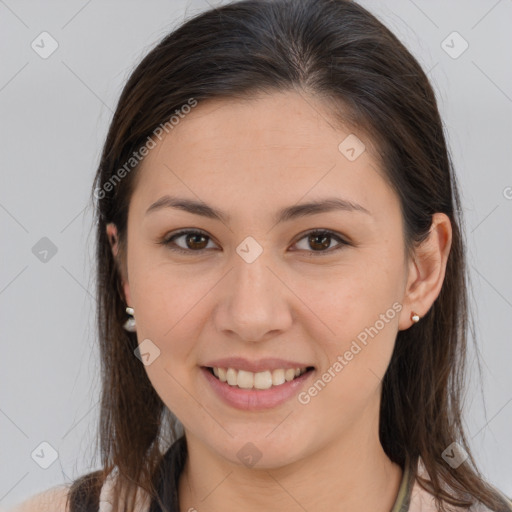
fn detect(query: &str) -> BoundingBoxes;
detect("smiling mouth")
[204,366,315,390]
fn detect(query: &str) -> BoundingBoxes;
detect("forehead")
[158,91,375,159]
[132,91,398,223]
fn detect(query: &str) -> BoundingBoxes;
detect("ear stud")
[123,306,136,332]
[411,312,420,323]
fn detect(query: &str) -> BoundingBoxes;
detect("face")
[114,91,414,468]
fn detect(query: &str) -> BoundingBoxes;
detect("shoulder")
[7,484,72,512]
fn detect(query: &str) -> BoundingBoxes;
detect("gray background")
[1,0,511,508]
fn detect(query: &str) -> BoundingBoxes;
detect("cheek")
[130,267,209,359]
[292,256,402,396]
[294,259,402,341]
[127,239,208,332]
[129,265,209,421]
[127,262,222,414]
[298,305,399,431]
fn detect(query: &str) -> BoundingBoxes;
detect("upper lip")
[202,357,313,373]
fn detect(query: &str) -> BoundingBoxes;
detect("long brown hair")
[67,1,511,511]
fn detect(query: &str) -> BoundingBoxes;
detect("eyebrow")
[145,195,371,224]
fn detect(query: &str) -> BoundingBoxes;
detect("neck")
[178,418,403,512]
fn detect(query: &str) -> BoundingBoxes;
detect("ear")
[106,223,132,306]
[398,213,452,331]
[106,222,120,257]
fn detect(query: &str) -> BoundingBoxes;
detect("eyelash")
[160,229,350,257]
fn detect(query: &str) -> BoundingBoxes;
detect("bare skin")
[107,90,452,512]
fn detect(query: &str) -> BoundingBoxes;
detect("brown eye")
[308,232,331,251]
[293,229,349,255]
[163,229,217,254]
[183,232,209,250]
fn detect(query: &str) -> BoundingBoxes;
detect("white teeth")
[210,366,309,389]
[271,369,285,386]
[285,368,296,382]
[254,370,273,390]
[237,370,254,389]
[226,368,237,386]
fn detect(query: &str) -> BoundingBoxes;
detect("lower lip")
[201,367,314,411]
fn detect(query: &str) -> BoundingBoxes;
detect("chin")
[204,428,310,470]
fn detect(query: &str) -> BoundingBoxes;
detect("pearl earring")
[411,312,420,323]
[123,306,137,332]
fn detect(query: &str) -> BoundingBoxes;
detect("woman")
[11,0,512,511]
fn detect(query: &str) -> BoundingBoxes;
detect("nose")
[212,250,293,343]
